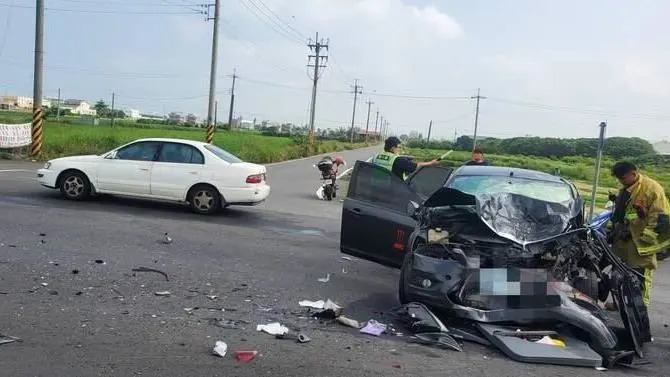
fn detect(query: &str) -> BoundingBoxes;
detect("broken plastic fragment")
[299,300,325,309]
[256,322,289,336]
[314,299,343,319]
[337,316,362,329]
[317,273,331,283]
[207,295,218,300]
[0,334,22,345]
[154,291,171,297]
[235,350,258,363]
[535,336,566,348]
[212,341,227,357]
[595,366,607,371]
[360,320,387,336]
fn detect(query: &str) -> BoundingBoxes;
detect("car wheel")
[188,185,221,215]
[398,251,414,304]
[59,171,90,201]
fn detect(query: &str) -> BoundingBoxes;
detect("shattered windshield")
[448,176,573,204]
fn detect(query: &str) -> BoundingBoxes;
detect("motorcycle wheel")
[324,185,333,201]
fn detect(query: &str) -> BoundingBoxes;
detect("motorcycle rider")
[373,136,439,180]
[607,161,670,307]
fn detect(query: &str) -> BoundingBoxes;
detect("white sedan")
[37,138,270,214]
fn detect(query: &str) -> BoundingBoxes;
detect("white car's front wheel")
[188,184,221,215]
[59,171,90,201]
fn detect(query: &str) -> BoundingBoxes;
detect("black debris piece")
[75,291,83,296]
[71,269,79,275]
[39,233,46,237]
[132,267,169,281]
[94,260,104,264]
[48,290,58,295]
[7,245,16,248]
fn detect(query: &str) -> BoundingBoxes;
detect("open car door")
[340,161,453,268]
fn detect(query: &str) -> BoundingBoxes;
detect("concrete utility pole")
[110,92,116,127]
[56,88,61,121]
[214,100,218,127]
[205,0,220,144]
[364,99,374,142]
[427,120,433,143]
[349,79,362,143]
[227,70,237,130]
[588,122,607,221]
[31,0,44,157]
[471,88,487,152]
[379,115,384,140]
[373,109,380,141]
[307,32,329,143]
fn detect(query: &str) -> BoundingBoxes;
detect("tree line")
[406,135,657,160]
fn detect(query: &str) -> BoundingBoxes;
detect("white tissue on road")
[299,300,325,309]
[256,322,289,336]
[213,341,228,357]
[317,273,330,283]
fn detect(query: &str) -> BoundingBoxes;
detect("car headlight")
[43,162,51,169]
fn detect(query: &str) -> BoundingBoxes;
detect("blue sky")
[1,0,669,141]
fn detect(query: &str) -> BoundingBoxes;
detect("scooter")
[315,156,346,201]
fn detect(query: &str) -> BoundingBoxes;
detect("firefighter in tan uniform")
[608,161,670,307]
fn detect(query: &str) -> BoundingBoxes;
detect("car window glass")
[204,144,243,164]
[350,162,413,213]
[116,142,161,161]
[408,166,453,198]
[158,143,204,164]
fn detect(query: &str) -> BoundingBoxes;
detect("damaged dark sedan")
[341,162,651,369]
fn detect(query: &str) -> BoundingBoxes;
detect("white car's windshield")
[204,144,243,164]
[448,175,573,203]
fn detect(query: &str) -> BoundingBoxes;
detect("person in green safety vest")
[372,136,439,180]
[606,161,670,308]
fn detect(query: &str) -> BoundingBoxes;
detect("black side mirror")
[407,200,420,219]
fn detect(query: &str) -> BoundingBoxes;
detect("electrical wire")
[250,0,309,41]
[236,0,305,45]
[0,2,201,15]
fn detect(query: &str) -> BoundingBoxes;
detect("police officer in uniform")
[372,136,439,180]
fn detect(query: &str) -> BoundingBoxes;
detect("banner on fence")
[0,123,32,148]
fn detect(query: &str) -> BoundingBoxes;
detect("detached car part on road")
[37,138,270,214]
[340,162,651,368]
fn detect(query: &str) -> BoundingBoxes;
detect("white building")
[62,99,96,116]
[0,95,33,109]
[124,109,141,119]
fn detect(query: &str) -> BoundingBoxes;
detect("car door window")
[116,141,161,161]
[349,162,415,213]
[407,166,453,199]
[157,143,205,164]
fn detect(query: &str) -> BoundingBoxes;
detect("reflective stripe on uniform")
[642,268,653,306]
[372,152,406,179]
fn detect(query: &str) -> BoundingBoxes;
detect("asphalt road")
[1,147,669,377]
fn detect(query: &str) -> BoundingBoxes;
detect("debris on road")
[209,318,249,330]
[299,300,325,309]
[254,304,272,312]
[212,341,228,357]
[360,320,387,336]
[341,256,352,261]
[71,269,79,275]
[94,259,105,265]
[154,291,171,297]
[0,334,22,345]
[336,316,362,329]
[207,295,218,300]
[256,322,289,336]
[132,267,169,281]
[235,350,258,363]
[317,273,331,283]
[393,302,462,351]
[276,332,311,343]
[48,290,58,295]
[313,299,343,319]
[159,233,173,245]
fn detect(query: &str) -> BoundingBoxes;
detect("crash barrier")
[0,122,32,149]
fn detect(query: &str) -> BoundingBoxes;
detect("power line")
[251,0,308,40]
[236,0,304,45]
[0,2,200,15]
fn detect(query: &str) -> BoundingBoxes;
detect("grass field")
[0,112,372,163]
[410,149,670,212]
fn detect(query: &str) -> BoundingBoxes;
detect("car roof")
[450,165,566,184]
[132,138,208,147]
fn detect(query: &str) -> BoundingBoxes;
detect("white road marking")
[0,169,34,173]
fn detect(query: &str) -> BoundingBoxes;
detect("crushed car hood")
[423,187,582,245]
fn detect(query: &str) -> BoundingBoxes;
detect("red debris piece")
[235,350,258,363]
[392,363,401,369]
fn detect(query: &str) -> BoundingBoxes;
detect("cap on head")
[384,136,402,152]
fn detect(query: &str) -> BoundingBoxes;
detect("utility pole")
[349,79,362,143]
[454,129,457,143]
[427,120,433,143]
[227,70,237,130]
[31,0,44,157]
[307,32,329,143]
[588,122,607,221]
[205,0,220,144]
[373,109,380,141]
[364,99,374,142]
[56,88,61,121]
[379,115,384,140]
[110,92,116,127]
[471,88,486,152]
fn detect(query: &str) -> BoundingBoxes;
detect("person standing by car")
[464,147,490,166]
[608,161,670,307]
[373,136,439,180]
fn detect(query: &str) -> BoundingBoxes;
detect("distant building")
[62,99,96,116]
[168,112,184,124]
[0,95,33,110]
[653,140,670,155]
[186,113,198,125]
[124,109,141,119]
[140,113,166,121]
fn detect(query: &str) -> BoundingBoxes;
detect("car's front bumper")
[223,184,270,205]
[37,168,58,188]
